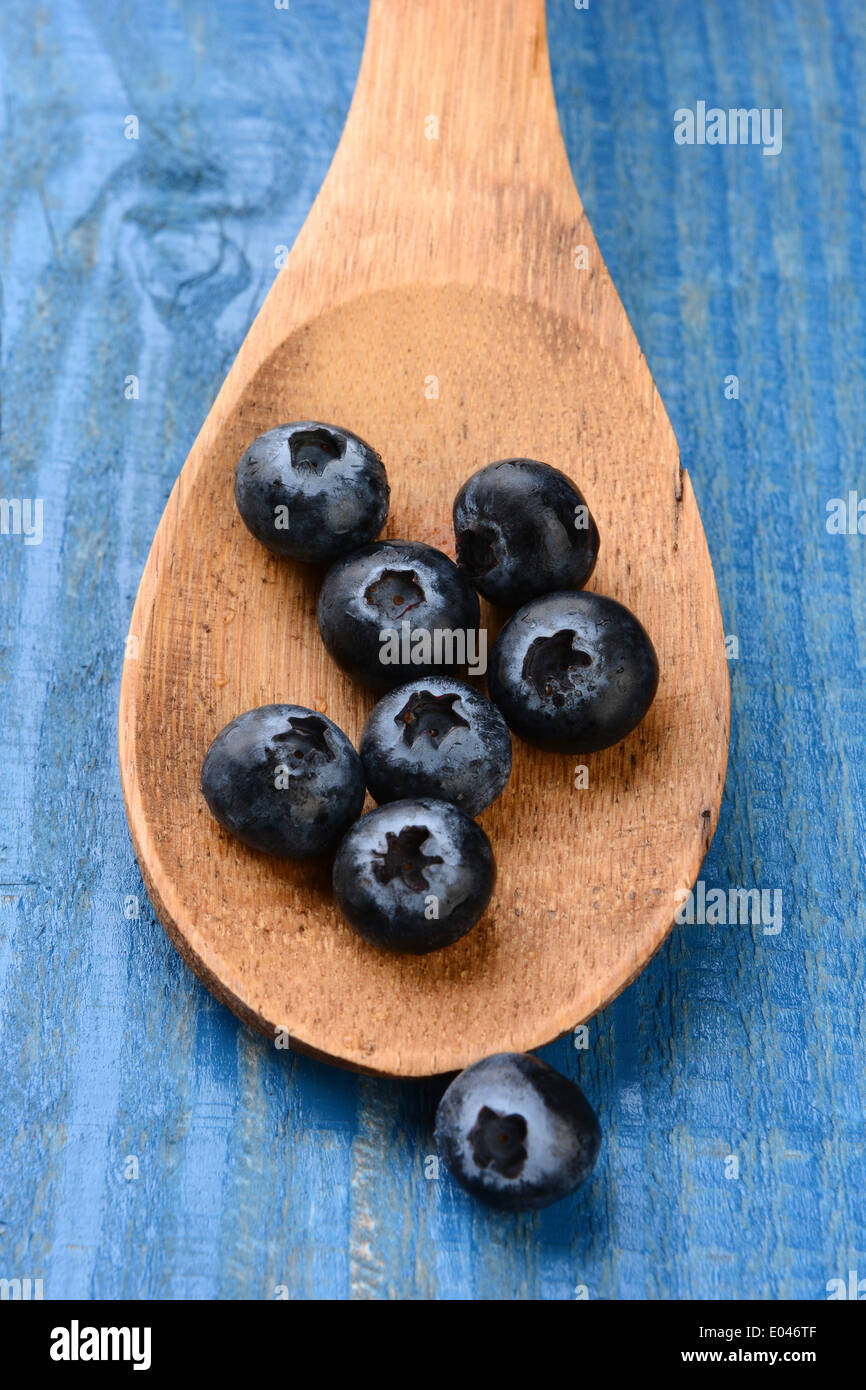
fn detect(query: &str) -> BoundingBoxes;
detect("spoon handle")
[330,0,573,205]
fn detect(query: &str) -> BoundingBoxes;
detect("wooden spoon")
[118,0,729,1077]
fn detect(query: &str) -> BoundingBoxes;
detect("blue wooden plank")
[0,0,864,1300]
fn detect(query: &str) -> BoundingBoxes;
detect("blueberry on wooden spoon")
[317,540,481,691]
[454,458,599,607]
[333,798,495,954]
[360,676,511,816]
[201,704,365,857]
[488,590,659,753]
[235,421,389,563]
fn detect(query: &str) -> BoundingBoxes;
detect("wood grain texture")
[0,0,864,1300]
[117,0,729,1076]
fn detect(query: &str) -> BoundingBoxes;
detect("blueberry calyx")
[456,525,498,577]
[365,568,425,620]
[272,713,334,763]
[522,630,593,704]
[468,1106,528,1179]
[288,426,345,473]
[396,690,470,749]
[372,825,444,891]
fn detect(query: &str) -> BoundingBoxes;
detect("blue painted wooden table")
[1,0,864,1300]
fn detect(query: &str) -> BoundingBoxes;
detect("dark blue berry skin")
[201,704,365,858]
[488,590,659,754]
[453,458,599,608]
[234,421,389,563]
[435,1052,601,1211]
[360,677,511,817]
[317,540,481,692]
[332,798,495,954]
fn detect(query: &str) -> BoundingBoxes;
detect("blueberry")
[234,421,389,563]
[435,1052,601,1210]
[332,798,495,953]
[453,458,599,608]
[201,704,365,857]
[360,677,511,817]
[487,590,659,753]
[317,540,481,691]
